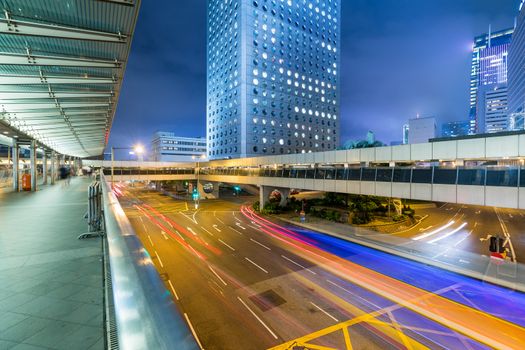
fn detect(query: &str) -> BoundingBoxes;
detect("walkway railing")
[100,174,199,350]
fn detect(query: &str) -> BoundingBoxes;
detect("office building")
[441,121,470,138]
[151,132,206,162]
[402,124,409,145]
[477,85,509,133]
[508,2,525,126]
[408,116,436,144]
[206,0,341,160]
[469,27,513,133]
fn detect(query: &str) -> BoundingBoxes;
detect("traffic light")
[192,189,199,201]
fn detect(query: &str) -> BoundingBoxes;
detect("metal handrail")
[100,174,199,350]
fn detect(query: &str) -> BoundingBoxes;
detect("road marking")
[250,238,271,251]
[310,302,339,322]
[174,229,186,241]
[326,280,381,309]
[281,255,316,275]
[413,221,455,241]
[200,226,214,236]
[161,230,169,240]
[495,208,517,262]
[219,239,235,251]
[235,222,247,230]
[229,226,243,235]
[237,297,278,339]
[212,224,221,232]
[208,265,227,286]
[184,313,205,349]
[216,217,225,224]
[245,257,268,273]
[250,221,261,228]
[187,227,197,236]
[428,223,468,244]
[155,251,164,268]
[454,231,472,247]
[147,235,154,246]
[168,279,179,300]
[184,202,188,211]
[167,221,174,228]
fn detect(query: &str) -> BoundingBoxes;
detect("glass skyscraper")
[206,0,341,160]
[508,2,525,129]
[469,28,513,134]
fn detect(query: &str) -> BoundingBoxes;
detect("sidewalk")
[277,215,525,293]
[0,177,104,350]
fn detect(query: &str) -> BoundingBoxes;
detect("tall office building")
[478,85,509,133]
[469,27,513,133]
[508,2,525,127]
[441,121,470,138]
[407,116,436,144]
[206,0,341,160]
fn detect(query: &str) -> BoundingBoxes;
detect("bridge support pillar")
[12,142,19,192]
[30,140,37,192]
[50,151,56,185]
[259,186,290,211]
[42,152,48,185]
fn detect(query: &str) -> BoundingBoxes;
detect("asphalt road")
[116,186,525,350]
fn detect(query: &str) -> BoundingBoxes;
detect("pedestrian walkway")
[0,177,104,350]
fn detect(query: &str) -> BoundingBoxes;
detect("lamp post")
[192,154,206,208]
[110,144,145,187]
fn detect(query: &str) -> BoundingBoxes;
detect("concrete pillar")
[50,151,56,185]
[30,140,37,191]
[259,185,273,211]
[12,142,19,191]
[42,152,48,185]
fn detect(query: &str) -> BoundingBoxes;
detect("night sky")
[108,0,521,155]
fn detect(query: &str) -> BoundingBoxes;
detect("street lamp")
[192,154,206,208]
[111,144,145,186]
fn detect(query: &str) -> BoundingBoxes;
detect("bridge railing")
[100,174,198,350]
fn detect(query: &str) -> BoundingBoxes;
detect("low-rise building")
[151,132,206,162]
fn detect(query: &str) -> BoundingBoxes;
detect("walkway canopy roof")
[0,0,140,157]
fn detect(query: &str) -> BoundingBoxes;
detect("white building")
[408,116,436,144]
[151,132,206,162]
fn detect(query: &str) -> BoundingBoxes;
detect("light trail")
[413,221,455,241]
[428,223,467,244]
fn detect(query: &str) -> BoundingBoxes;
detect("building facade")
[477,85,509,133]
[206,0,341,160]
[441,121,470,138]
[408,116,436,144]
[151,132,206,162]
[469,27,513,134]
[508,2,525,128]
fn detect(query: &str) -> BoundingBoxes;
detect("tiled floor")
[0,178,104,350]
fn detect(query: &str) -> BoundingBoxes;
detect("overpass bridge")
[85,131,525,210]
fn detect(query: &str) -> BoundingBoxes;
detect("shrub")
[252,201,260,212]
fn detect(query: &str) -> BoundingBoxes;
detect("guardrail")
[100,174,199,350]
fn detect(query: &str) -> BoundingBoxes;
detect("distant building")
[402,124,409,145]
[441,121,470,138]
[469,27,513,134]
[390,141,403,146]
[508,3,525,126]
[408,116,436,144]
[206,0,341,159]
[477,84,509,133]
[151,132,206,162]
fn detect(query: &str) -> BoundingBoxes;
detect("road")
[117,186,525,350]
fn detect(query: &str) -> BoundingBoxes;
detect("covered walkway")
[0,177,103,350]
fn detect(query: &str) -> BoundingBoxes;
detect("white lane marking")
[245,257,268,273]
[212,224,222,232]
[250,238,271,251]
[413,221,455,241]
[237,297,278,339]
[200,226,214,236]
[192,209,199,225]
[428,223,467,244]
[161,230,169,240]
[208,265,227,286]
[174,229,186,241]
[219,239,235,251]
[454,231,472,247]
[235,222,247,230]
[250,221,262,228]
[167,221,174,228]
[229,226,243,235]
[180,212,198,224]
[185,202,189,211]
[168,279,179,300]
[155,251,164,268]
[184,313,205,349]
[310,302,339,322]
[216,217,225,224]
[326,280,381,309]
[495,207,517,262]
[281,255,316,275]
[147,235,154,246]
[187,227,197,236]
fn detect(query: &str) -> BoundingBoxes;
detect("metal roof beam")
[0,92,113,99]
[2,111,109,118]
[0,52,122,68]
[1,102,111,111]
[0,74,116,85]
[97,0,135,6]
[0,16,127,43]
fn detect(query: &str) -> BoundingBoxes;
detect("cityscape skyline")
[108,0,521,153]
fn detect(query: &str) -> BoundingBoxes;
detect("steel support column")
[12,142,19,191]
[42,152,48,185]
[50,151,56,185]
[30,140,37,191]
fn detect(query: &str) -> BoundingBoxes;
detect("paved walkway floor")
[0,177,104,350]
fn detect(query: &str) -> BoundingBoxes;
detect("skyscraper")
[441,121,470,138]
[206,0,341,160]
[469,27,513,134]
[508,2,525,127]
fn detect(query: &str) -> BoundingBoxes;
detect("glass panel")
[305,169,315,179]
[290,169,298,178]
[376,168,393,182]
[282,169,290,178]
[335,168,347,180]
[412,168,432,183]
[325,169,335,180]
[393,168,411,183]
[348,168,361,181]
[486,169,518,187]
[361,168,376,181]
[458,169,485,186]
[521,169,525,187]
[296,169,306,179]
[433,168,457,185]
[315,168,325,179]
[103,168,111,175]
